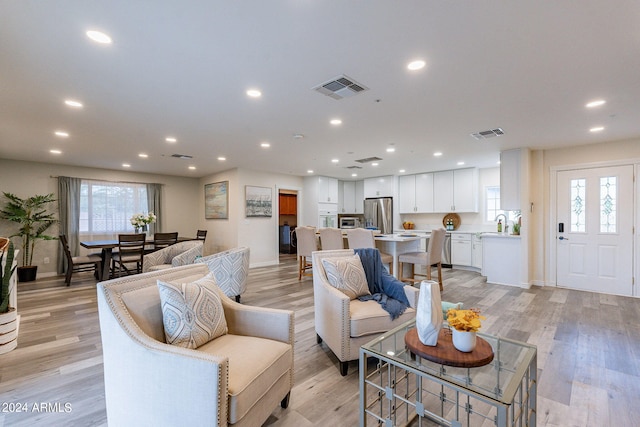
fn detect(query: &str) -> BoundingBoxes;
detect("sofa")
[97,264,294,427]
[142,240,203,272]
[195,247,250,302]
[312,249,419,375]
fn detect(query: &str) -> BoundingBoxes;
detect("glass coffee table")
[359,320,537,427]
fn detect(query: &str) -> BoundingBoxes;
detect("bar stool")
[295,226,318,280]
[318,227,344,250]
[346,228,393,275]
[399,228,446,290]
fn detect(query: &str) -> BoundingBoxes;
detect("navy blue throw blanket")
[355,248,410,320]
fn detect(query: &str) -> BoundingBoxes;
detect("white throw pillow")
[322,254,371,300]
[157,272,228,349]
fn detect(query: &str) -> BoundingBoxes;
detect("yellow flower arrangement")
[446,308,485,332]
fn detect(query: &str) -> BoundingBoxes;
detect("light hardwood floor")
[1,255,639,426]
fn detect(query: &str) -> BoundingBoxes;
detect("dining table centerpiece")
[446,308,485,352]
[130,212,156,235]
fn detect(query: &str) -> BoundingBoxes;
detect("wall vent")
[354,156,382,163]
[171,153,193,159]
[313,75,369,100]
[344,165,363,169]
[470,128,505,140]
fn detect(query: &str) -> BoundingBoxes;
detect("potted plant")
[0,192,58,282]
[446,308,485,352]
[0,238,19,353]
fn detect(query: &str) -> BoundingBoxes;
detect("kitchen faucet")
[494,214,508,233]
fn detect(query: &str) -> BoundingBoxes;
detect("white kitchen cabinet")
[339,180,364,213]
[364,175,394,198]
[472,234,483,269]
[433,168,478,213]
[399,173,433,213]
[317,176,338,203]
[451,233,472,266]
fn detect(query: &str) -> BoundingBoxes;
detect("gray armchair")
[196,247,250,302]
[143,240,203,273]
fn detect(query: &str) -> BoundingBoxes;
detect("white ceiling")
[2,1,640,179]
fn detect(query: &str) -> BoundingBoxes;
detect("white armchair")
[97,264,294,427]
[196,247,250,303]
[312,249,419,376]
[143,240,203,273]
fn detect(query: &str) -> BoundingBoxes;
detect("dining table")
[80,236,194,281]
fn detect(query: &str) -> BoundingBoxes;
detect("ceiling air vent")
[171,154,193,159]
[470,128,505,140]
[345,165,363,169]
[354,156,383,163]
[313,75,369,100]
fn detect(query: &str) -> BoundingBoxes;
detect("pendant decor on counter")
[442,213,460,231]
[451,329,477,352]
[415,280,443,346]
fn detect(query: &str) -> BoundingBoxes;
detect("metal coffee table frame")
[359,320,537,427]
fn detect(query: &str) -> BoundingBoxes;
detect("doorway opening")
[278,189,298,254]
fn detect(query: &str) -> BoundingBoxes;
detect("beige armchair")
[97,264,294,427]
[312,249,419,376]
[195,247,250,303]
[142,240,203,273]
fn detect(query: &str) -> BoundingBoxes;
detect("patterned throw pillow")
[157,272,228,349]
[321,254,371,300]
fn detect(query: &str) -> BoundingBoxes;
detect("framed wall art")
[245,185,272,217]
[205,181,229,219]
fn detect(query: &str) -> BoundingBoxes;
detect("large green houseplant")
[0,192,58,282]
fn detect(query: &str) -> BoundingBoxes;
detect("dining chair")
[295,226,318,280]
[196,229,207,242]
[398,228,446,290]
[59,234,103,285]
[318,227,344,250]
[346,228,393,274]
[153,232,178,250]
[111,233,146,277]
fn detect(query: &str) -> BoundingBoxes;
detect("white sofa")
[312,249,419,375]
[142,240,203,272]
[97,264,294,427]
[195,247,250,302]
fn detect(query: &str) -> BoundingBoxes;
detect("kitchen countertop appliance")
[339,216,360,229]
[364,197,393,234]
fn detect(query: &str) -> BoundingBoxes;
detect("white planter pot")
[451,328,476,352]
[0,307,18,354]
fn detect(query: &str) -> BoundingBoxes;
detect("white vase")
[416,280,443,346]
[451,329,476,352]
[0,308,18,354]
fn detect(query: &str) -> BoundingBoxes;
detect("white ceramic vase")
[416,280,443,346]
[451,328,476,352]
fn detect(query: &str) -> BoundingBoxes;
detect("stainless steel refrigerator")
[364,197,393,234]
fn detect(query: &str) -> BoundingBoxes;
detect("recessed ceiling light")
[122,163,131,168]
[331,158,339,163]
[399,169,406,173]
[246,89,262,98]
[188,166,196,170]
[351,173,358,177]
[586,99,606,108]
[86,30,112,44]
[497,161,501,165]
[407,60,426,71]
[433,152,443,157]
[307,170,314,174]
[139,153,148,158]
[165,137,177,143]
[457,161,465,166]
[293,133,304,139]
[49,149,62,154]
[260,142,270,148]
[54,131,69,138]
[371,162,379,166]
[386,147,395,153]
[64,99,83,108]
[217,156,226,161]
[330,119,342,125]
[590,126,605,132]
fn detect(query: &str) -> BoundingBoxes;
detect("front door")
[556,165,634,296]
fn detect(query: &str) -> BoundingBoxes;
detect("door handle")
[558,236,569,240]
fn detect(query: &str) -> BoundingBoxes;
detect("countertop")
[395,228,520,238]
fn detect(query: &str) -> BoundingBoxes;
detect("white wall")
[0,159,199,275]
[198,168,303,267]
